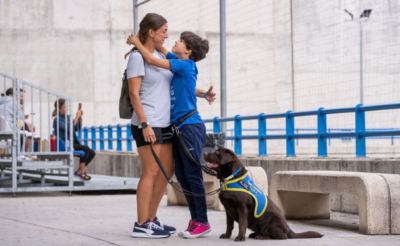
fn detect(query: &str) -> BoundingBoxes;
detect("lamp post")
[344,9,372,105]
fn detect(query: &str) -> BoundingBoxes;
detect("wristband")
[204,91,207,99]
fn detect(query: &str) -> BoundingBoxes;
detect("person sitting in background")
[52,99,95,181]
[0,88,33,153]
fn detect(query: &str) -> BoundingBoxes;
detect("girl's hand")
[126,34,140,46]
[142,126,157,144]
[205,85,217,105]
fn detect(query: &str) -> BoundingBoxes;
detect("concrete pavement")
[0,192,399,246]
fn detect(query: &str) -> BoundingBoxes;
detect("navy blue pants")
[173,123,208,223]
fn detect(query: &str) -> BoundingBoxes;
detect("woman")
[127,31,212,239]
[52,99,95,181]
[126,13,215,239]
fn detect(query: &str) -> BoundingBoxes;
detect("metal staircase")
[0,72,138,196]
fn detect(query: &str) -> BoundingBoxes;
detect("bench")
[167,166,268,211]
[270,171,400,235]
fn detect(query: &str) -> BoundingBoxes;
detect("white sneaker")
[17,155,32,161]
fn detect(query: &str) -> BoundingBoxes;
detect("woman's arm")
[155,45,169,57]
[127,35,171,70]
[74,110,82,125]
[128,77,157,144]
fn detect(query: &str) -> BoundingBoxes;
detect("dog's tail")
[288,229,323,239]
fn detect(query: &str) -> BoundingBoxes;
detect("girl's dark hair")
[124,13,168,59]
[52,99,65,118]
[180,31,209,62]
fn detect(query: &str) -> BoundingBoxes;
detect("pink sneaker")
[178,219,195,237]
[181,222,211,239]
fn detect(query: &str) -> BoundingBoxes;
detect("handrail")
[81,102,400,157]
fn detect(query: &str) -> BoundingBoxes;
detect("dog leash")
[171,110,217,177]
[150,133,222,197]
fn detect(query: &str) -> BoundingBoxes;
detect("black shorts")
[131,125,173,148]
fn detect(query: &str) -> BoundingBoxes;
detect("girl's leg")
[136,144,163,224]
[149,142,174,220]
[178,124,208,223]
[173,134,198,221]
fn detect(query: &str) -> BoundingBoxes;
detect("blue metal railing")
[80,103,400,157]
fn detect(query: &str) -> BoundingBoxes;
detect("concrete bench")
[270,171,400,235]
[167,166,268,211]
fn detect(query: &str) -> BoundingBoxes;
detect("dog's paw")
[234,236,246,242]
[220,233,231,239]
[249,233,257,239]
[254,235,270,240]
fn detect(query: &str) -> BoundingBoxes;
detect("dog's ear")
[220,148,237,165]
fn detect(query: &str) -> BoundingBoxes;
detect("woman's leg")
[136,144,163,224]
[73,144,90,174]
[149,142,173,220]
[85,148,96,166]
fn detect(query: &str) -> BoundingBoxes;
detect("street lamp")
[344,9,373,105]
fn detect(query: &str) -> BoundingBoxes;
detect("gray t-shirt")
[126,50,173,127]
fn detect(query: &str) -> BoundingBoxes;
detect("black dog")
[204,148,323,241]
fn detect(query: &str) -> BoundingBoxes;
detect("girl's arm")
[195,85,216,105]
[127,35,171,70]
[155,45,169,57]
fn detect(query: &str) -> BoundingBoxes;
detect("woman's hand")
[126,34,140,46]
[76,109,83,118]
[142,126,157,144]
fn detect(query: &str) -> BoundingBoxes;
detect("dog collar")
[224,167,243,182]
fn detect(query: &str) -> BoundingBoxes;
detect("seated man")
[0,88,33,153]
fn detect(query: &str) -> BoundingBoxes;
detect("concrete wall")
[1,0,400,156]
[88,151,400,214]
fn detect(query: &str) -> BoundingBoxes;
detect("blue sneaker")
[153,217,176,234]
[131,219,171,238]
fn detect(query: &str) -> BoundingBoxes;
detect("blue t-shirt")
[167,52,203,128]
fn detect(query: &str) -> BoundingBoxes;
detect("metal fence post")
[213,117,221,133]
[285,111,295,157]
[108,125,113,150]
[117,124,122,151]
[234,115,242,155]
[317,108,327,157]
[91,126,96,151]
[258,113,266,156]
[328,128,331,146]
[83,127,89,146]
[220,0,227,134]
[126,123,132,151]
[355,104,366,157]
[99,125,104,151]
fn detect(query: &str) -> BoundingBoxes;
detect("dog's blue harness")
[220,169,268,218]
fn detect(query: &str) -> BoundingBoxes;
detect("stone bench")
[270,171,400,235]
[167,166,268,211]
